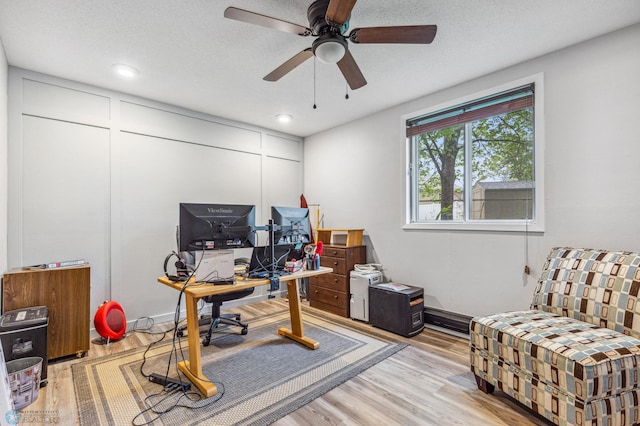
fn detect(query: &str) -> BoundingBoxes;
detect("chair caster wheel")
[241,327,248,336]
[177,330,184,338]
[203,338,210,346]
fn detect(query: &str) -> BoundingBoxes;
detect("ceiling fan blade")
[349,25,437,44]
[337,50,367,90]
[264,48,314,82]
[326,0,358,27]
[224,7,312,36]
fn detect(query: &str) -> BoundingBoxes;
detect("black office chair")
[200,287,254,346]
[176,287,254,346]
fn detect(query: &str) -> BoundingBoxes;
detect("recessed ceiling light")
[276,114,293,123]
[112,64,139,78]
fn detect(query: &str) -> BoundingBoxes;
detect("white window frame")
[402,74,545,233]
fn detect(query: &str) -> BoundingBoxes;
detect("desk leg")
[178,293,218,397]
[278,278,320,349]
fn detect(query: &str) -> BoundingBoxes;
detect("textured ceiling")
[1,0,639,137]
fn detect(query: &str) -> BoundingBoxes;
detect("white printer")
[350,268,383,321]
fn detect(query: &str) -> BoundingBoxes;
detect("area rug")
[73,304,407,425]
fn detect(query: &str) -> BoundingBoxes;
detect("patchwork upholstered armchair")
[470,247,640,426]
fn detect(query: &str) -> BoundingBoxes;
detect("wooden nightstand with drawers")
[309,245,366,317]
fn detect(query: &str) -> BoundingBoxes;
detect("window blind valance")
[406,83,534,137]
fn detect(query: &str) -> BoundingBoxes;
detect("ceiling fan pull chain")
[345,82,349,100]
[313,57,317,109]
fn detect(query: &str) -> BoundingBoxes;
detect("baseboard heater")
[424,307,472,335]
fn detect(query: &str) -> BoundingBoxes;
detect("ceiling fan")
[224,0,437,90]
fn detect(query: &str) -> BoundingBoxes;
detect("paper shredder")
[0,306,48,386]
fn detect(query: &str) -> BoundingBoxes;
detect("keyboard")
[204,278,235,285]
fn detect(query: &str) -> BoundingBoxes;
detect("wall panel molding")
[7,67,304,323]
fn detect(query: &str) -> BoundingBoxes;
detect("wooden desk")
[157,266,332,397]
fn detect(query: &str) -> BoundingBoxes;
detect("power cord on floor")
[132,282,226,425]
[137,325,170,380]
[131,383,225,426]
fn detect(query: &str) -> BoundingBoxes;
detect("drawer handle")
[331,251,338,255]
[334,295,338,299]
[314,290,319,294]
[333,261,339,266]
[334,279,338,283]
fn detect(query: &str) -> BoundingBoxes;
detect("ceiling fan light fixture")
[224,4,437,90]
[313,35,347,64]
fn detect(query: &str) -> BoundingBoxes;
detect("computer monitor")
[179,203,256,252]
[271,206,311,245]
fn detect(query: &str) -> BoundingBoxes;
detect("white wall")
[304,24,640,318]
[0,41,7,276]
[6,69,304,326]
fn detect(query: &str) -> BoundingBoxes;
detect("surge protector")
[148,373,191,392]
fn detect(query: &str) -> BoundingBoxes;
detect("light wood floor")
[29,299,550,425]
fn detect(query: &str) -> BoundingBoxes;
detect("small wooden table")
[157,266,332,397]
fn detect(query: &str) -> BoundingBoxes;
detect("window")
[404,76,544,232]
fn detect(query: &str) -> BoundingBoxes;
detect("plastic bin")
[6,356,43,409]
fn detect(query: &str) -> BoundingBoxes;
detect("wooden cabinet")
[2,265,90,359]
[309,245,365,317]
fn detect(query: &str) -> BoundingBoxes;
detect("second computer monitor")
[271,206,311,245]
